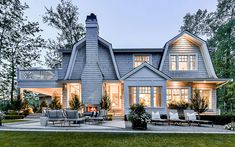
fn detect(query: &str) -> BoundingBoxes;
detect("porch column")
[62,84,68,108]
[136,87,139,104]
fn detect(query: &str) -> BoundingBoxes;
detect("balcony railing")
[18,69,57,80]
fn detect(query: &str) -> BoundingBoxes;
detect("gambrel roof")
[159,31,217,78]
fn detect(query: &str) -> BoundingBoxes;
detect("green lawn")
[0,132,235,147]
[2,119,28,124]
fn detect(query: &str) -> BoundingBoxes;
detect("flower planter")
[132,121,147,130]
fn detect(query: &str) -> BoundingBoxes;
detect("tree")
[69,95,81,110]
[191,89,208,119]
[0,0,44,102]
[40,100,48,112]
[43,0,85,68]
[180,0,235,114]
[100,91,111,110]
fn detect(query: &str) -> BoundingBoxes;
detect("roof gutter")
[216,79,233,89]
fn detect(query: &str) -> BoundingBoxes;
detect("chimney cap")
[86,13,97,21]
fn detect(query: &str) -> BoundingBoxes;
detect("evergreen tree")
[69,95,81,110]
[43,0,85,68]
[180,0,235,114]
[49,93,62,109]
[191,89,208,119]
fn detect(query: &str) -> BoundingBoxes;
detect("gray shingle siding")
[162,39,209,78]
[98,44,118,80]
[58,53,71,79]
[70,45,86,79]
[115,53,162,77]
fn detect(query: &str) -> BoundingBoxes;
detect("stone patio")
[1,118,235,134]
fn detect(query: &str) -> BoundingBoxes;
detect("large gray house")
[17,13,231,116]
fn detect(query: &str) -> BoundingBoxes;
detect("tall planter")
[132,120,147,130]
[128,104,151,130]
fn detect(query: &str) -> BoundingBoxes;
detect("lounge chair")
[167,109,187,125]
[47,110,65,126]
[184,110,213,127]
[64,110,85,126]
[150,111,167,125]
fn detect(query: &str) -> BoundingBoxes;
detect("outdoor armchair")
[64,110,85,126]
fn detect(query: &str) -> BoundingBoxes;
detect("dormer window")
[170,54,197,71]
[134,55,151,67]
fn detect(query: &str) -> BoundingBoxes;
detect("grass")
[2,119,28,124]
[0,132,235,147]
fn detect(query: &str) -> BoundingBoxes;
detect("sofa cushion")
[152,111,161,119]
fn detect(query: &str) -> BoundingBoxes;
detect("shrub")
[168,100,190,110]
[200,115,235,125]
[40,100,48,111]
[49,95,62,110]
[69,95,81,110]
[4,115,24,119]
[225,122,235,131]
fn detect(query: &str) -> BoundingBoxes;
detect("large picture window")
[128,86,162,107]
[167,88,189,103]
[170,54,197,71]
[139,87,151,107]
[134,55,150,67]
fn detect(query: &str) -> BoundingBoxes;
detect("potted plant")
[128,104,151,130]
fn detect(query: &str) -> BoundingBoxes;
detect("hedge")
[199,115,235,125]
[4,115,24,119]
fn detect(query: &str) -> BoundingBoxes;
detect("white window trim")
[133,54,152,68]
[192,88,213,109]
[169,53,198,71]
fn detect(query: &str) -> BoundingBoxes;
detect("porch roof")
[120,62,171,80]
[171,78,233,88]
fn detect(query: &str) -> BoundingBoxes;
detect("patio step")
[25,113,42,119]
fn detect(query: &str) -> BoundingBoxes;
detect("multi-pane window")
[179,55,188,70]
[154,87,162,107]
[134,55,150,67]
[170,55,197,71]
[128,87,136,106]
[170,55,177,70]
[167,88,189,102]
[139,87,151,107]
[128,86,162,107]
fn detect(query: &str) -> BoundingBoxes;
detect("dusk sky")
[21,0,217,48]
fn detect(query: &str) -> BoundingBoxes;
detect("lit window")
[69,83,81,101]
[167,88,189,103]
[179,55,188,70]
[189,55,196,70]
[170,55,197,71]
[139,87,151,107]
[134,55,150,67]
[154,87,162,107]
[170,55,177,70]
[128,87,136,106]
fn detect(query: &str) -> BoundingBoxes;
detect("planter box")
[132,121,147,130]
